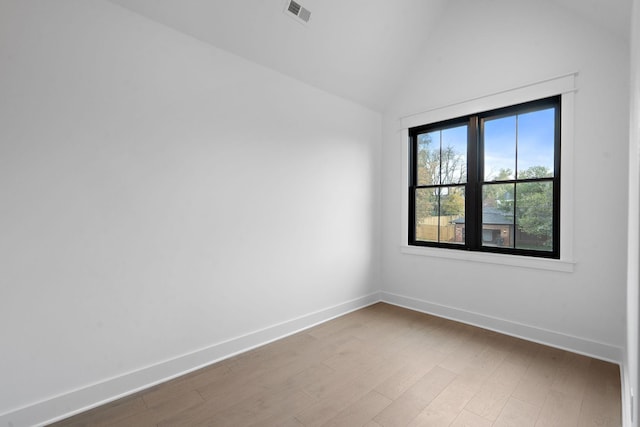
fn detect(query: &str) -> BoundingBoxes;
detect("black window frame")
[408,95,561,259]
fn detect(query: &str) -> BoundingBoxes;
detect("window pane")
[441,186,465,244]
[482,183,514,248]
[417,131,440,186]
[409,95,560,258]
[517,108,555,179]
[440,125,468,185]
[484,116,516,181]
[415,188,439,242]
[515,181,553,251]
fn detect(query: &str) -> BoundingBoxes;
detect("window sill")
[400,245,575,272]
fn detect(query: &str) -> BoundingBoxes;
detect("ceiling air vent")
[285,0,311,25]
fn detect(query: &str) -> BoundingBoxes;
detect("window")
[408,96,560,259]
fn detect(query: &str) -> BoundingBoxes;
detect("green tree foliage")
[415,134,466,222]
[519,165,553,179]
[490,166,553,246]
[484,168,514,215]
[516,167,553,245]
[441,189,465,216]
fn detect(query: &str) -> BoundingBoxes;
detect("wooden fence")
[416,215,459,242]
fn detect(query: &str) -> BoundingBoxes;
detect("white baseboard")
[0,292,381,427]
[380,291,624,364]
[2,290,625,427]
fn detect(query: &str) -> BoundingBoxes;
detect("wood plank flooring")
[49,303,621,426]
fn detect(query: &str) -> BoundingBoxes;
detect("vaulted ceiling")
[107,0,632,112]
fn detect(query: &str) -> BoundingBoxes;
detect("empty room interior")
[1,0,639,426]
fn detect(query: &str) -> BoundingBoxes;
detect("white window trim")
[399,73,577,272]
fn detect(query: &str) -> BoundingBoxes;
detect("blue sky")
[484,107,555,180]
[417,107,554,183]
[442,125,467,161]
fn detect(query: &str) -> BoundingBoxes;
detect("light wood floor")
[50,303,621,426]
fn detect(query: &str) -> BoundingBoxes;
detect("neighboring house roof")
[452,207,513,225]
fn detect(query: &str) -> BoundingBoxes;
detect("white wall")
[0,0,381,422]
[381,0,629,360]
[627,0,640,424]
[1,0,633,424]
